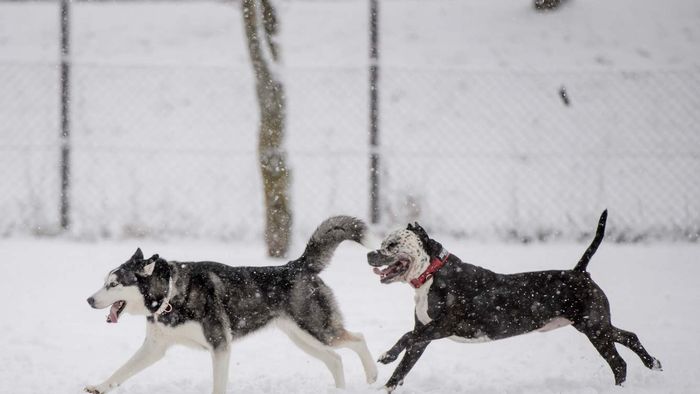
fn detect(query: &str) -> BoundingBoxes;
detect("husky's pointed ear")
[140,261,156,277]
[139,254,160,277]
[132,248,144,261]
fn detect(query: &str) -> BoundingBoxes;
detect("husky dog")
[86,216,378,394]
[367,211,661,392]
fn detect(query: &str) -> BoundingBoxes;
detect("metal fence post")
[60,0,71,230]
[369,0,380,224]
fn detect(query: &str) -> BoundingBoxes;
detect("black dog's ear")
[407,222,444,257]
[132,248,144,261]
[148,254,159,261]
[410,222,430,243]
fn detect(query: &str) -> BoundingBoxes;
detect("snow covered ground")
[1,238,697,393]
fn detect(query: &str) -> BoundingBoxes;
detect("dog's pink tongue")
[106,303,120,324]
[373,267,392,276]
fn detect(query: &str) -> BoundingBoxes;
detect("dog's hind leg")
[278,320,346,388]
[611,327,662,371]
[210,347,231,394]
[332,330,378,384]
[576,325,627,385]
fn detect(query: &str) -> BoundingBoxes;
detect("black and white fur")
[367,211,662,392]
[86,216,378,394]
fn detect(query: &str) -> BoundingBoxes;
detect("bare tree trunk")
[242,0,291,258]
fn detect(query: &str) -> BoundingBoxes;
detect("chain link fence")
[1,2,698,242]
[381,69,700,241]
[0,60,371,241]
[0,62,60,236]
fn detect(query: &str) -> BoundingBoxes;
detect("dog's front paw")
[382,379,403,393]
[366,365,378,384]
[84,385,102,394]
[84,383,110,394]
[378,351,398,364]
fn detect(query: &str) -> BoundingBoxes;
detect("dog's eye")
[107,282,118,289]
[387,242,398,250]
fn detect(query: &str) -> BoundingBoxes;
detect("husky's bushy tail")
[573,210,608,273]
[290,216,368,274]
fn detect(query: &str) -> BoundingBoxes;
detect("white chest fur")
[413,280,492,344]
[148,321,212,350]
[414,279,433,325]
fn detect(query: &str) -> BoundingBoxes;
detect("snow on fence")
[1,59,698,242]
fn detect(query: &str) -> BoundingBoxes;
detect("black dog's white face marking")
[368,229,429,285]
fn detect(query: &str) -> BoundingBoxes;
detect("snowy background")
[1,0,699,240]
[0,0,699,393]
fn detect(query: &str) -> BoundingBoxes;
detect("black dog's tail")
[291,216,368,274]
[573,210,608,273]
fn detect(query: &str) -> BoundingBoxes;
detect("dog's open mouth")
[106,301,126,324]
[373,258,410,283]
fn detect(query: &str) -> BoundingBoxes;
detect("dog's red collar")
[410,249,450,289]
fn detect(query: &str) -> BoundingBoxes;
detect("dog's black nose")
[367,251,382,266]
[87,297,95,307]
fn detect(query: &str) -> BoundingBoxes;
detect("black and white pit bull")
[367,211,661,392]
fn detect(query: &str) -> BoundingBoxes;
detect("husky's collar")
[410,248,450,289]
[154,274,174,316]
